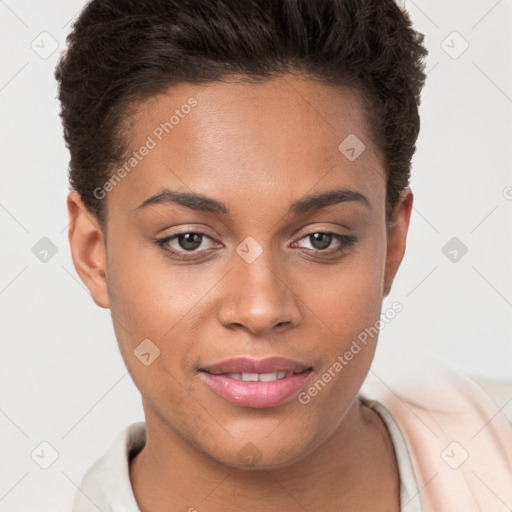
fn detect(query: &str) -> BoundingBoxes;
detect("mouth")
[219,371,296,382]
[199,357,313,409]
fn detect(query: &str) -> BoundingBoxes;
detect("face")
[68,74,412,470]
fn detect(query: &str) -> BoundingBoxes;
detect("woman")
[55,0,512,510]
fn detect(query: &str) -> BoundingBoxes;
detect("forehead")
[107,74,385,216]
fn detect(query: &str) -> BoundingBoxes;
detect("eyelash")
[155,231,357,261]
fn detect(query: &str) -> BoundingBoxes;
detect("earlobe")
[67,191,110,309]
[383,188,414,296]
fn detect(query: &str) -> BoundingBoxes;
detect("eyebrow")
[134,187,370,216]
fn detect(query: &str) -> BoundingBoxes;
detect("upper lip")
[201,356,312,375]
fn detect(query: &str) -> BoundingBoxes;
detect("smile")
[224,371,292,381]
[199,356,313,408]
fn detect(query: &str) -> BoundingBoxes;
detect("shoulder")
[72,421,146,512]
[360,363,512,428]
[360,364,512,511]
[466,374,512,423]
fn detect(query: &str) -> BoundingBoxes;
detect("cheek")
[297,227,387,404]
[305,229,387,341]
[106,228,215,334]
[105,234,228,394]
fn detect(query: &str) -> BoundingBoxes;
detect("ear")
[383,188,413,296]
[67,190,110,308]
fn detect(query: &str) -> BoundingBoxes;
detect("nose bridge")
[217,236,301,334]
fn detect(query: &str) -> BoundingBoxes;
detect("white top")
[72,374,512,512]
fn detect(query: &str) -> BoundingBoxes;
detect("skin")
[67,74,413,511]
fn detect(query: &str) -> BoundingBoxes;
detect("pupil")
[311,233,331,250]
[179,233,202,250]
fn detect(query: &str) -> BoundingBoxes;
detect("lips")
[199,357,312,408]
[222,371,291,382]
[201,356,311,375]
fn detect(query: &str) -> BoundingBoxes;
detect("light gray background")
[1,0,511,510]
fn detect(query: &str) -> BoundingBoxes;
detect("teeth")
[241,373,259,382]
[259,372,278,382]
[225,372,292,382]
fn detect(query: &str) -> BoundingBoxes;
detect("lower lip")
[199,370,312,409]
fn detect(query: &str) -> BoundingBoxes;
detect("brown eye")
[176,233,203,251]
[308,232,333,250]
[292,231,357,256]
[155,231,220,261]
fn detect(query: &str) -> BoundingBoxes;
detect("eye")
[155,232,220,260]
[292,231,357,255]
[155,230,357,262]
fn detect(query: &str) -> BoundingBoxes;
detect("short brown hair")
[55,0,428,226]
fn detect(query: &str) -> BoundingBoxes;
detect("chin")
[205,431,314,471]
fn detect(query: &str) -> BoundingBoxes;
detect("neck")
[130,398,400,512]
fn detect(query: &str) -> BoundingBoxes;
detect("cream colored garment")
[73,411,422,512]
[73,367,512,511]
[360,367,512,512]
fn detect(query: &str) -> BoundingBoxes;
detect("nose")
[217,247,302,336]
